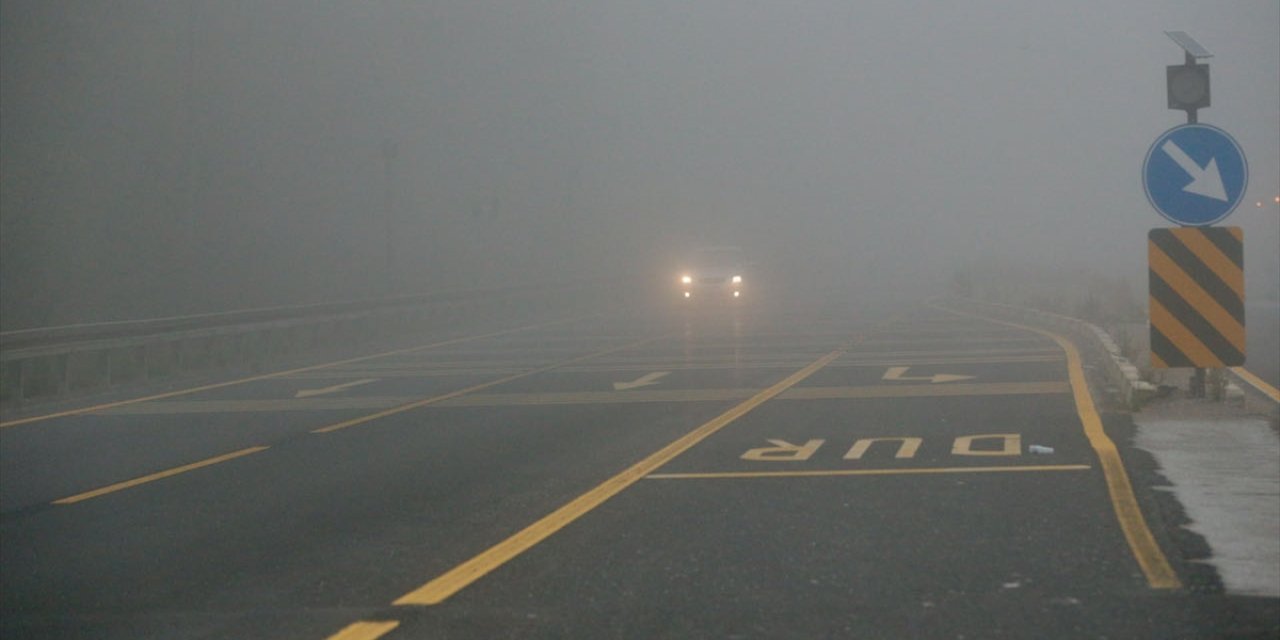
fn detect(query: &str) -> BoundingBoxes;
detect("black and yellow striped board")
[1148,226,1245,368]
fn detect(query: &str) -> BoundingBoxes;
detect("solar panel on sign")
[1164,31,1213,59]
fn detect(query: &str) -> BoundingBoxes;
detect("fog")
[2,1,1277,330]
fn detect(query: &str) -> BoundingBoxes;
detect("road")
[2,300,1276,639]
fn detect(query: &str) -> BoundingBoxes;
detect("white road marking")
[612,371,670,390]
[882,366,974,383]
[295,378,380,398]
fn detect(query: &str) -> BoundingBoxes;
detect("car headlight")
[681,275,692,284]
[731,275,742,284]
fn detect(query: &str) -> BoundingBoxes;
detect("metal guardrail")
[0,278,626,409]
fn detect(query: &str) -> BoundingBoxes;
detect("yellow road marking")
[0,317,579,429]
[938,303,1182,589]
[646,464,1092,480]
[312,335,665,433]
[280,354,1062,379]
[93,381,1070,415]
[778,382,1067,400]
[391,347,847,606]
[97,396,417,415]
[434,382,1065,407]
[1231,367,1280,402]
[325,621,400,640]
[52,446,269,505]
[436,382,1065,407]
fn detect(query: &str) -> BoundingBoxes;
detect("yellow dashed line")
[325,621,400,640]
[52,446,269,505]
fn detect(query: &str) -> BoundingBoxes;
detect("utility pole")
[382,139,400,293]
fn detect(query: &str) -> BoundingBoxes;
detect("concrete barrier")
[945,298,1158,410]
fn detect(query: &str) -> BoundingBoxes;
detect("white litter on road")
[1135,418,1280,597]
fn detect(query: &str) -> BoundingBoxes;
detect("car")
[677,245,747,302]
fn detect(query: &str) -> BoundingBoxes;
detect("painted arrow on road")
[882,366,974,384]
[612,371,670,391]
[295,378,380,398]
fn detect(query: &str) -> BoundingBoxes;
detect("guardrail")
[0,278,626,409]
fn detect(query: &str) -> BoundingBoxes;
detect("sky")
[1,0,1277,329]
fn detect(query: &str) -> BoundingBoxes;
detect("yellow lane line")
[279,354,1062,379]
[97,397,417,415]
[434,382,1066,408]
[391,347,847,606]
[0,317,580,429]
[938,303,1182,590]
[52,446,269,505]
[1231,367,1280,403]
[324,621,400,640]
[312,335,665,433]
[778,381,1068,399]
[646,464,1092,480]
[90,381,1067,415]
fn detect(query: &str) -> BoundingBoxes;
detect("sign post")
[1144,32,1248,398]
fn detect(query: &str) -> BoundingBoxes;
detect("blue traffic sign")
[1143,124,1247,226]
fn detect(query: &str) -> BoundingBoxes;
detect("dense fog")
[2,1,1277,330]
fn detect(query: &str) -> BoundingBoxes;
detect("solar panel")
[1164,31,1213,59]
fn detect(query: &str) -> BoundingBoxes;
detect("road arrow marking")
[295,378,379,398]
[882,366,974,384]
[612,371,670,391]
[1161,140,1228,202]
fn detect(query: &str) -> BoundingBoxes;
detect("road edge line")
[1230,367,1280,403]
[936,302,1182,590]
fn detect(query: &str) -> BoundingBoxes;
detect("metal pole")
[1185,52,1198,124]
[1181,75,1205,397]
[382,140,399,293]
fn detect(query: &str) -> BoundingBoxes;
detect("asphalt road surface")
[2,300,1276,639]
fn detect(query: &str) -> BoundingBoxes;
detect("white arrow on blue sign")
[1143,124,1248,226]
